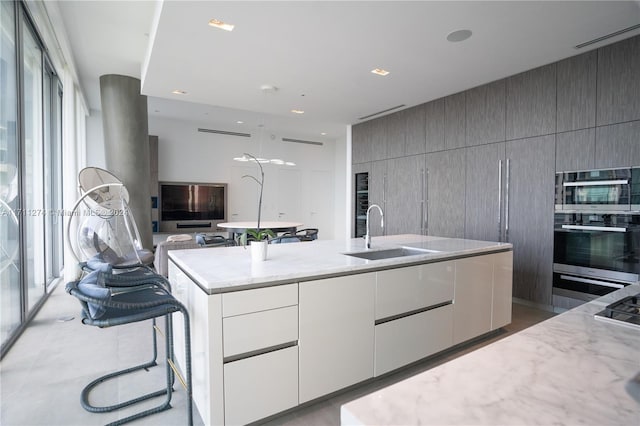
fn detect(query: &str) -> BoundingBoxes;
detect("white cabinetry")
[221,284,299,425]
[492,251,514,330]
[299,273,375,403]
[374,262,455,376]
[453,252,513,345]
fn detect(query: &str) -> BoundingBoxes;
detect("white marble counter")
[341,285,640,425]
[167,234,512,294]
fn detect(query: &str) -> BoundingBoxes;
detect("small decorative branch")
[241,153,264,233]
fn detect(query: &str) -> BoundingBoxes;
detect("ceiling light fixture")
[236,121,244,124]
[233,155,296,167]
[371,68,390,76]
[446,29,472,42]
[291,109,305,114]
[171,89,187,95]
[208,18,234,31]
[321,132,327,136]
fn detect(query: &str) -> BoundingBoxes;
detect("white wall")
[85,109,105,169]
[146,115,345,240]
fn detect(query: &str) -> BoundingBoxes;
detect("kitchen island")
[341,284,640,425]
[168,234,513,425]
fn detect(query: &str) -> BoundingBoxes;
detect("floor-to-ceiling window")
[0,0,21,349]
[1,1,64,356]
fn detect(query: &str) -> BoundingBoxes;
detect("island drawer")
[222,283,298,317]
[223,305,298,358]
[376,261,454,320]
[224,345,298,425]
[374,303,453,376]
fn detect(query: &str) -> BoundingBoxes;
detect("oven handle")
[561,224,627,232]
[563,179,628,187]
[560,274,625,289]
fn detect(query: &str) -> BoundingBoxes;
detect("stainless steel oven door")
[554,213,640,275]
[553,212,640,299]
[555,167,640,211]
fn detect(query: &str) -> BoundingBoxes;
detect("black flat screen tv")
[159,182,227,232]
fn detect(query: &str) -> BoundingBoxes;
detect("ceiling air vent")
[575,23,640,49]
[282,137,323,146]
[197,128,251,138]
[358,104,406,120]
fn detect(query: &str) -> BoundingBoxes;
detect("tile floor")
[0,283,555,426]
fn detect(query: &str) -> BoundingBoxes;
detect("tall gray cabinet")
[352,34,640,307]
[425,149,465,238]
[464,142,505,243]
[505,135,555,305]
[385,155,424,235]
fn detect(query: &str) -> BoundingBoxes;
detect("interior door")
[230,165,259,222]
[277,168,302,223]
[307,170,333,239]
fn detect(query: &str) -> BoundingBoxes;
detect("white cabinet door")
[224,346,298,426]
[376,261,455,320]
[453,255,493,344]
[299,273,375,403]
[374,304,453,376]
[492,251,513,330]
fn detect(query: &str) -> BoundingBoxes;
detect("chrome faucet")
[365,204,384,249]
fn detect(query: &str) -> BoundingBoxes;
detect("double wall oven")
[553,167,640,305]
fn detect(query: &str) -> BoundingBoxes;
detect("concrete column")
[99,74,152,250]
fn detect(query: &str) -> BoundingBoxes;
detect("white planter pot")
[250,240,268,262]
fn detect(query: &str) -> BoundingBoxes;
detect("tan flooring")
[0,283,555,426]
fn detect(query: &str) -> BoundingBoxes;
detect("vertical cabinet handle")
[497,160,502,242]
[420,168,425,235]
[382,174,387,235]
[505,158,510,242]
[424,168,429,235]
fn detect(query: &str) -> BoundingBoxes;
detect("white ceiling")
[56,1,640,141]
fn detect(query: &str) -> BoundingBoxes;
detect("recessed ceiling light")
[285,162,296,167]
[291,109,305,114]
[321,132,327,136]
[447,29,472,42]
[371,68,390,76]
[171,89,187,95]
[236,121,244,124]
[208,18,234,31]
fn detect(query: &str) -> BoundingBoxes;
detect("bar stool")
[66,269,193,426]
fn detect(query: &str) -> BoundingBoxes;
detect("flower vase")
[250,240,268,262]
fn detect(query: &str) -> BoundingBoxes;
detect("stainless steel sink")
[344,247,439,261]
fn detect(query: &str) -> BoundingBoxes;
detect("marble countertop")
[167,234,512,294]
[341,285,640,425]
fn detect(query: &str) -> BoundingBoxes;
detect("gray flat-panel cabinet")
[466,80,506,146]
[386,155,425,235]
[506,64,556,140]
[405,105,426,156]
[384,111,407,159]
[597,35,640,126]
[556,51,596,132]
[425,149,465,238]
[594,121,640,169]
[425,99,445,153]
[555,128,596,172]
[444,93,466,150]
[352,122,372,164]
[369,160,387,237]
[465,142,505,242]
[505,135,555,305]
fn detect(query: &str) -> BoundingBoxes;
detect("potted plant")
[237,153,274,261]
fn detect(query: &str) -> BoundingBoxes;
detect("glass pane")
[22,21,45,311]
[0,0,21,345]
[43,69,63,286]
